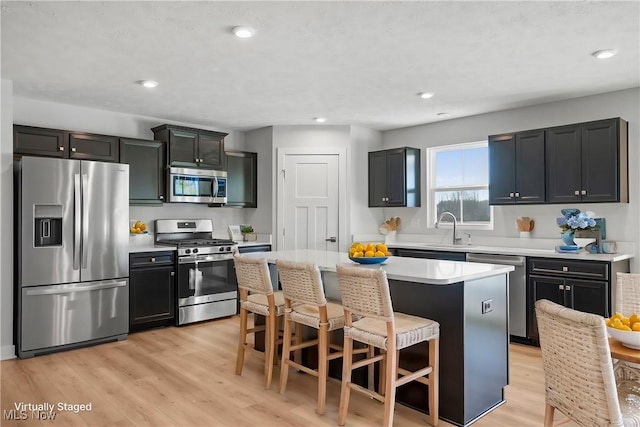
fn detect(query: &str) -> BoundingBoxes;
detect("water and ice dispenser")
[34,205,63,247]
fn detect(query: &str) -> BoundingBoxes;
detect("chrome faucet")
[435,211,462,245]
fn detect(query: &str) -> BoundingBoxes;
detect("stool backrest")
[615,272,640,315]
[233,254,274,295]
[336,265,393,322]
[276,259,326,306]
[535,299,622,426]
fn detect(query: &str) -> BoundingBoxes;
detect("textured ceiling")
[1,1,639,131]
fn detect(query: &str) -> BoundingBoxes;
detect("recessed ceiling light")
[233,26,255,38]
[592,49,617,59]
[139,80,158,88]
[314,117,326,123]
[437,112,450,118]
[418,92,434,99]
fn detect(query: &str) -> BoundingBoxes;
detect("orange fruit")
[376,243,388,253]
[374,251,385,257]
[629,313,639,325]
[384,251,392,256]
[632,322,640,332]
[139,223,147,231]
[620,325,632,331]
[364,250,375,257]
[365,243,376,252]
[353,251,363,258]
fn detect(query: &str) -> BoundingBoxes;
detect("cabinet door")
[528,275,566,341]
[119,138,165,205]
[546,124,582,203]
[130,265,175,325]
[386,148,408,206]
[566,279,608,317]
[488,134,516,205]
[515,130,546,203]
[198,133,226,169]
[13,125,68,158]
[168,128,198,167]
[69,133,118,162]
[581,119,619,202]
[226,151,257,207]
[368,150,389,207]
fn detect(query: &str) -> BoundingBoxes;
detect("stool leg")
[264,312,276,389]
[317,323,328,415]
[379,350,386,396]
[338,335,354,426]
[279,316,293,394]
[383,347,398,427]
[235,307,248,375]
[367,345,375,391]
[428,338,439,426]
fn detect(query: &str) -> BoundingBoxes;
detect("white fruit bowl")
[607,326,640,350]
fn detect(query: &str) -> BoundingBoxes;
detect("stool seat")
[346,313,439,350]
[289,301,346,330]
[243,291,286,317]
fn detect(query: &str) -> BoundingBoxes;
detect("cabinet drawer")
[130,252,175,268]
[528,258,608,280]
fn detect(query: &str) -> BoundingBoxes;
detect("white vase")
[574,237,594,248]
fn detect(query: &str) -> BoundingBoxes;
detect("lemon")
[376,243,388,253]
[374,250,385,257]
[352,251,363,258]
[364,250,375,257]
[384,251,392,256]
[633,322,640,332]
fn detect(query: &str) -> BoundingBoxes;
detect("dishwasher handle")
[466,253,526,267]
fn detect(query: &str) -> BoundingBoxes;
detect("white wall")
[1,79,15,359]
[382,88,640,270]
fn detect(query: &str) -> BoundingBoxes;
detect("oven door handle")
[179,254,233,264]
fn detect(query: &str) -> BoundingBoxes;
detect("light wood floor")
[1,316,576,426]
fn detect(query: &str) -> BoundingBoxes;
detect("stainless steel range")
[155,219,237,325]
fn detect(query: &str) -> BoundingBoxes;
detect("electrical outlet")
[482,299,493,314]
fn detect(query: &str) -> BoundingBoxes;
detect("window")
[427,141,492,228]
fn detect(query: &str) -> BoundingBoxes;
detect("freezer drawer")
[20,279,128,353]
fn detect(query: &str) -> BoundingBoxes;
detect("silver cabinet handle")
[509,192,515,198]
[159,195,164,200]
[71,147,77,152]
[325,237,337,242]
[559,284,565,290]
[565,285,571,291]
[562,266,568,272]
[574,190,580,196]
[59,146,64,151]
[200,158,204,163]
[150,257,156,263]
[581,190,587,195]
[515,192,520,198]
[170,271,175,277]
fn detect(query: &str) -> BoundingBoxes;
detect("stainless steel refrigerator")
[16,157,130,358]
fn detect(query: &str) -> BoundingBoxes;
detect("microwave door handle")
[213,176,219,197]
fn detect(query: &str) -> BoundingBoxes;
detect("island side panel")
[389,274,508,427]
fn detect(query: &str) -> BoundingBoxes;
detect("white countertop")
[387,242,633,262]
[242,249,513,285]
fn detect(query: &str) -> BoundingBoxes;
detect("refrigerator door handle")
[81,173,89,269]
[74,173,81,270]
[25,280,127,296]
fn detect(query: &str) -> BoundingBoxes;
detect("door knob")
[325,237,337,243]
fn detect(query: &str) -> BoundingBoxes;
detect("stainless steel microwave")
[167,167,227,204]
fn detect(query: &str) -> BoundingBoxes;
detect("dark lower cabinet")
[392,248,466,261]
[129,252,176,332]
[526,257,628,344]
[120,138,165,205]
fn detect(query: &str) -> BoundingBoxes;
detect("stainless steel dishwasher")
[466,253,527,339]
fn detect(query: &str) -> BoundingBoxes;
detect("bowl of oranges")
[349,242,391,265]
[606,312,640,349]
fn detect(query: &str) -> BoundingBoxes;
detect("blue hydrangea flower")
[557,209,597,232]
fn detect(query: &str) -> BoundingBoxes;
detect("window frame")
[427,140,493,230]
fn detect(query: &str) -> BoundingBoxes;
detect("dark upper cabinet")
[489,130,545,205]
[119,138,165,205]
[14,125,68,158]
[226,151,257,208]
[368,147,420,207]
[151,124,228,170]
[14,125,119,162]
[69,132,118,162]
[546,118,628,203]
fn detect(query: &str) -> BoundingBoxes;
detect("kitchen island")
[243,250,513,427]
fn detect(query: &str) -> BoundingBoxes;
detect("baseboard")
[1,344,16,360]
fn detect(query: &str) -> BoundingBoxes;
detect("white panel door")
[283,154,339,251]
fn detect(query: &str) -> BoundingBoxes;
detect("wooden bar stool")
[234,254,285,389]
[276,259,369,416]
[336,265,440,427]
